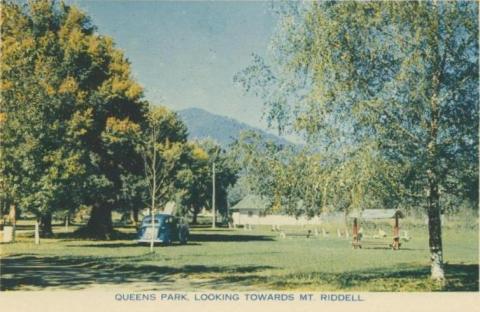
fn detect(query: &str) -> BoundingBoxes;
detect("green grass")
[0,222,478,291]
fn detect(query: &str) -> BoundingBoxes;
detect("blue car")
[137,214,189,245]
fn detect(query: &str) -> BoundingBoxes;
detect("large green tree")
[1,0,147,238]
[175,143,211,224]
[236,1,478,280]
[176,140,238,224]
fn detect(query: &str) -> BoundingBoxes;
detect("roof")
[142,214,173,222]
[231,195,268,211]
[349,209,404,220]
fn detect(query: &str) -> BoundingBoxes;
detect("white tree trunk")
[430,250,445,281]
[34,220,40,245]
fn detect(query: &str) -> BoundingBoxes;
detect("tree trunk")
[131,207,139,227]
[40,212,53,237]
[427,176,444,281]
[8,204,16,226]
[34,219,40,245]
[426,5,444,282]
[84,202,113,239]
[191,205,199,224]
[64,214,69,231]
[8,204,16,240]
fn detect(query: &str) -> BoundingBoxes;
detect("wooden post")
[392,214,400,250]
[9,204,16,243]
[352,218,360,249]
[65,215,69,232]
[35,219,40,245]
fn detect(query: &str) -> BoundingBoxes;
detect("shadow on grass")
[54,230,138,241]
[1,254,274,291]
[2,255,476,291]
[356,246,424,251]
[241,263,478,291]
[189,224,229,229]
[189,233,274,242]
[60,231,273,245]
[68,242,201,248]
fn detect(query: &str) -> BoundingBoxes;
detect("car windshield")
[141,215,168,225]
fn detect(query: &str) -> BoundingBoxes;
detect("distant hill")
[177,107,292,148]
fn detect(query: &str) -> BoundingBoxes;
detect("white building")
[230,195,325,226]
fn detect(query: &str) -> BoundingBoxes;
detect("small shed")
[230,195,268,226]
[349,209,405,220]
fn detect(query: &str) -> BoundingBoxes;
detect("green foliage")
[140,105,188,214]
[236,1,478,279]
[236,1,478,215]
[233,131,398,218]
[0,1,241,236]
[0,0,148,236]
[175,139,238,222]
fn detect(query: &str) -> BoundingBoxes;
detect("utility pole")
[150,127,156,253]
[212,162,216,229]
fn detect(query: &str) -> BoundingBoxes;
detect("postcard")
[0,1,478,311]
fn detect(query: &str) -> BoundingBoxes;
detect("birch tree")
[236,1,478,281]
[141,106,187,250]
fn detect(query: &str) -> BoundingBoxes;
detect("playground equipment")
[350,209,405,250]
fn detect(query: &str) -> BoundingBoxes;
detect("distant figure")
[307,230,312,238]
[337,229,342,237]
[280,231,286,239]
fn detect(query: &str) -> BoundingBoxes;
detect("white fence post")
[35,220,40,245]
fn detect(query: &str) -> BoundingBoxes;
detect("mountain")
[176,107,292,148]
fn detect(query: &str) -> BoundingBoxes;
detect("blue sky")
[66,0,279,132]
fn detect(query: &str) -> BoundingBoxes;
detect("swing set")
[351,209,405,250]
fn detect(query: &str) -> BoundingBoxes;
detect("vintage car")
[137,214,189,245]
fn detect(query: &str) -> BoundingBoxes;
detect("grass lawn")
[1,222,478,291]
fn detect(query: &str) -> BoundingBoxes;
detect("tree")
[232,131,302,215]
[1,0,148,238]
[1,1,92,236]
[202,140,239,223]
[175,143,210,224]
[176,140,238,224]
[140,106,188,251]
[141,106,188,212]
[233,130,400,225]
[236,1,478,280]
